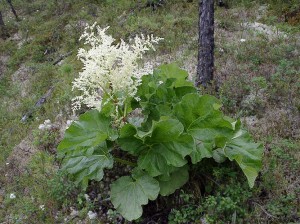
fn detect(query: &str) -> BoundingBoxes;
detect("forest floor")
[0,0,299,223]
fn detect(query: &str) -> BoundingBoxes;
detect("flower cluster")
[72,23,163,114]
[38,119,52,130]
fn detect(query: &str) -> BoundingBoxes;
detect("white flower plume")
[72,23,163,112]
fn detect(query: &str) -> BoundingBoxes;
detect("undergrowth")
[0,0,299,223]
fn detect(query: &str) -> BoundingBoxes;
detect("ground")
[0,0,299,223]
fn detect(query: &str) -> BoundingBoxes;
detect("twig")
[53,51,72,65]
[114,157,136,167]
[21,87,54,122]
[252,202,279,219]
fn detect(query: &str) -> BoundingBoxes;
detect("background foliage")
[0,0,299,223]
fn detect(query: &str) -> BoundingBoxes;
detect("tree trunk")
[196,0,214,87]
[0,11,4,27]
[6,0,20,21]
[0,11,9,39]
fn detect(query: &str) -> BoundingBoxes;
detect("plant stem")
[114,157,136,167]
[123,102,128,118]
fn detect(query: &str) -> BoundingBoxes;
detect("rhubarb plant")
[58,25,263,221]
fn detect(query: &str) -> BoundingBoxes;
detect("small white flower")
[87,211,97,220]
[10,193,16,199]
[5,162,9,165]
[38,124,45,130]
[39,205,45,211]
[84,194,90,202]
[66,120,73,126]
[158,81,163,85]
[240,39,246,42]
[44,124,52,130]
[44,119,51,125]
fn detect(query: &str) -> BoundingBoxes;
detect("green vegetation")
[58,64,263,220]
[0,0,299,223]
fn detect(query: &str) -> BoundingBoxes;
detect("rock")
[242,22,287,40]
[11,31,22,41]
[77,20,88,29]
[70,207,79,217]
[243,115,258,128]
[87,211,97,220]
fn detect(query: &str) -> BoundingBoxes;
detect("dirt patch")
[244,108,300,139]
[284,8,300,26]
[242,22,287,39]
[5,135,37,183]
[3,114,73,183]
[0,55,9,79]
[11,64,32,98]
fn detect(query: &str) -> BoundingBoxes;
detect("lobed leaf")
[137,119,194,176]
[158,165,189,196]
[154,63,194,88]
[175,93,233,163]
[110,169,160,221]
[57,110,116,188]
[223,127,264,188]
[62,142,113,188]
[58,109,116,155]
[174,94,263,187]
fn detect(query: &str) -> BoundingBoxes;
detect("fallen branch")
[53,51,72,65]
[21,87,54,122]
[252,202,279,220]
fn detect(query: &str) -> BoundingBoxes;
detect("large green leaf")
[136,64,196,129]
[57,110,116,188]
[117,123,144,155]
[154,63,194,88]
[175,93,233,163]
[158,165,189,196]
[137,119,194,176]
[62,142,114,188]
[118,118,193,176]
[174,94,263,187]
[58,109,116,155]
[110,170,160,221]
[223,127,264,188]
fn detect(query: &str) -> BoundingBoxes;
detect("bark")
[0,11,9,39]
[196,0,215,87]
[6,0,20,21]
[0,11,4,27]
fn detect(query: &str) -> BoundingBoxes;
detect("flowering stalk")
[72,23,163,123]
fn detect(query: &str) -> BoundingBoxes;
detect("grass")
[0,0,299,222]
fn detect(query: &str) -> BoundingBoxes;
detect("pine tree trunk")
[0,11,4,27]
[0,11,9,39]
[196,0,214,87]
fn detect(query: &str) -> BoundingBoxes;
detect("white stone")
[87,211,97,220]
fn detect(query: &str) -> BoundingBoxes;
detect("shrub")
[57,24,263,221]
